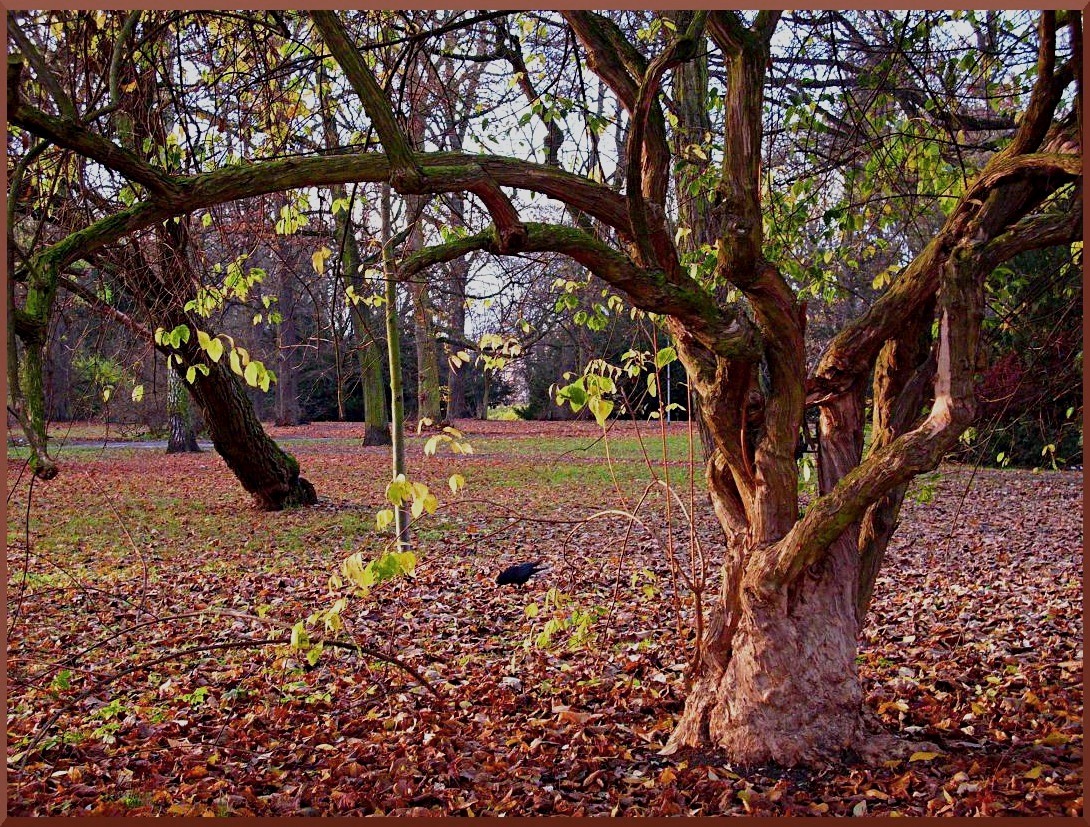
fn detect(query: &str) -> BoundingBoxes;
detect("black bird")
[496,560,546,586]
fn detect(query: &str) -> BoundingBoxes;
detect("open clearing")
[6,420,1083,816]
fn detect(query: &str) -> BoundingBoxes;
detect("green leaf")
[205,337,224,363]
[556,380,587,411]
[51,669,73,691]
[588,396,614,427]
[290,621,310,651]
[243,361,260,387]
[370,550,416,583]
[170,324,191,346]
[385,476,411,507]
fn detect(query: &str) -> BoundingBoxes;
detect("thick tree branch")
[310,11,425,193]
[562,11,643,108]
[979,195,1082,265]
[8,92,180,201]
[761,240,987,593]
[625,12,706,270]
[399,222,760,361]
[19,152,633,277]
[564,11,672,206]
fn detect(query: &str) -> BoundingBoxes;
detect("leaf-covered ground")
[6,420,1083,815]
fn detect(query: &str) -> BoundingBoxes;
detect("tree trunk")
[443,256,470,420]
[183,355,316,509]
[359,338,391,445]
[412,280,442,424]
[273,261,302,427]
[671,531,863,765]
[338,204,391,445]
[11,319,58,479]
[478,369,491,420]
[382,184,411,549]
[165,364,201,453]
[117,226,317,509]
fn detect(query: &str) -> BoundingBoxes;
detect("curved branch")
[766,236,988,593]
[399,222,760,361]
[9,94,181,200]
[625,12,706,270]
[20,152,632,277]
[979,194,1082,265]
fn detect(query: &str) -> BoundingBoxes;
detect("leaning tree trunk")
[109,48,312,508]
[119,223,317,509]
[181,353,316,509]
[165,364,201,453]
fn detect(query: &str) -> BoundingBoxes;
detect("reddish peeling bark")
[669,532,862,765]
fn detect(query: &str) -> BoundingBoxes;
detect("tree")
[7,10,1080,763]
[165,365,201,454]
[8,11,317,508]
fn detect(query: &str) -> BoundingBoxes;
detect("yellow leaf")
[311,246,332,275]
[206,337,224,363]
[1041,731,1070,747]
[909,751,941,762]
[448,474,465,494]
[1024,765,1046,779]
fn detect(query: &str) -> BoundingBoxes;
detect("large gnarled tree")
[7,10,1080,763]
